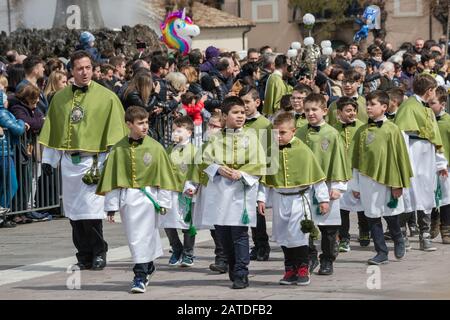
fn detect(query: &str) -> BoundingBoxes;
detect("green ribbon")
[179,193,197,236]
[435,181,442,208]
[387,195,398,209]
[240,179,250,225]
[140,187,162,214]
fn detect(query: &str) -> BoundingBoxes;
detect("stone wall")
[0,24,166,59]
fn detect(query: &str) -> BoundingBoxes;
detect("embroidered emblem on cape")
[241,136,250,149]
[179,162,188,173]
[143,153,152,166]
[366,131,376,145]
[321,138,330,151]
[70,106,84,123]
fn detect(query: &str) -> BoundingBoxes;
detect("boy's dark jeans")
[165,228,195,257]
[318,225,339,262]
[251,211,269,250]
[70,219,108,264]
[432,205,450,226]
[339,210,370,240]
[133,261,154,280]
[367,215,402,256]
[210,229,227,265]
[281,245,308,269]
[214,225,249,279]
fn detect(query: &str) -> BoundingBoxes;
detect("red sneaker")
[297,265,310,286]
[279,269,298,285]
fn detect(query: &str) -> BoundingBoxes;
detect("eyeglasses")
[342,80,357,85]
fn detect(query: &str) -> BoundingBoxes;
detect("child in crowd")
[332,97,369,252]
[385,88,405,120]
[181,92,207,147]
[97,106,177,293]
[291,84,312,128]
[350,91,413,264]
[260,112,329,285]
[296,94,350,275]
[160,116,197,267]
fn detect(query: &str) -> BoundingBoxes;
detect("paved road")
[0,213,450,300]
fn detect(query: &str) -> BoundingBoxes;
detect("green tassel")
[241,208,250,225]
[184,210,192,223]
[300,219,320,240]
[140,188,162,213]
[387,196,398,209]
[188,223,197,236]
[435,182,442,207]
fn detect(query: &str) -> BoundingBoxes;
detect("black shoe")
[318,260,333,275]
[231,275,249,289]
[249,247,257,261]
[309,257,319,273]
[256,246,270,261]
[209,262,228,273]
[394,238,406,260]
[75,261,92,270]
[92,255,106,270]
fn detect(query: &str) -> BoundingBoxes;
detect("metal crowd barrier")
[1,129,62,220]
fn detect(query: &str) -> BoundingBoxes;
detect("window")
[393,0,423,17]
[251,0,279,23]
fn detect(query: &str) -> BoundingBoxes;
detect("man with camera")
[39,50,128,271]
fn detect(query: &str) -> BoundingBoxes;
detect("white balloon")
[291,42,302,50]
[322,47,333,56]
[303,13,315,25]
[304,37,315,46]
[321,40,332,49]
[287,49,298,58]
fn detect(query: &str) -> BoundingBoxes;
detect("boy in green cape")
[240,85,272,262]
[296,94,351,275]
[332,97,370,252]
[290,84,312,128]
[350,91,413,265]
[96,106,177,293]
[327,69,368,126]
[200,96,266,289]
[394,74,448,251]
[259,112,329,286]
[159,116,197,267]
[428,86,450,244]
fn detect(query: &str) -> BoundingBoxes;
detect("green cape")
[167,142,197,192]
[262,73,293,115]
[327,96,367,127]
[351,121,413,188]
[39,81,128,152]
[244,115,271,130]
[437,112,450,163]
[202,128,267,176]
[262,137,326,188]
[295,114,309,128]
[394,96,443,151]
[96,136,178,195]
[333,119,364,174]
[296,123,351,182]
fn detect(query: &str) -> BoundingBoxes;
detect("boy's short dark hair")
[222,96,245,114]
[344,69,362,82]
[386,88,405,106]
[402,56,418,71]
[109,56,126,68]
[150,55,168,73]
[274,55,288,69]
[413,74,437,96]
[23,56,44,75]
[336,96,358,111]
[435,86,448,105]
[238,85,259,100]
[181,92,196,105]
[366,90,390,107]
[304,93,327,110]
[421,51,435,65]
[100,64,114,74]
[293,83,312,96]
[173,115,194,132]
[70,50,92,68]
[273,111,295,128]
[125,106,149,123]
[280,94,293,111]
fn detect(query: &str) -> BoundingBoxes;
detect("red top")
[183,101,204,125]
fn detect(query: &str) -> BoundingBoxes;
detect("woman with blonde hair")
[44,70,67,104]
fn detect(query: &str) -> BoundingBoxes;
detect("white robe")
[186,182,214,230]
[349,169,404,218]
[439,167,450,207]
[312,181,346,226]
[104,187,171,264]
[201,164,260,227]
[158,191,190,229]
[261,182,329,248]
[42,146,106,221]
[340,175,364,212]
[401,133,448,213]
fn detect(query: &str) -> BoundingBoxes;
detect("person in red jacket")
[181,92,207,147]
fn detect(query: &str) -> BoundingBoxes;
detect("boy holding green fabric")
[96,106,177,294]
[159,116,197,267]
[350,91,413,265]
[201,96,266,289]
[296,93,351,276]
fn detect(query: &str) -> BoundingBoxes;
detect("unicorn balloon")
[160,8,200,56]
